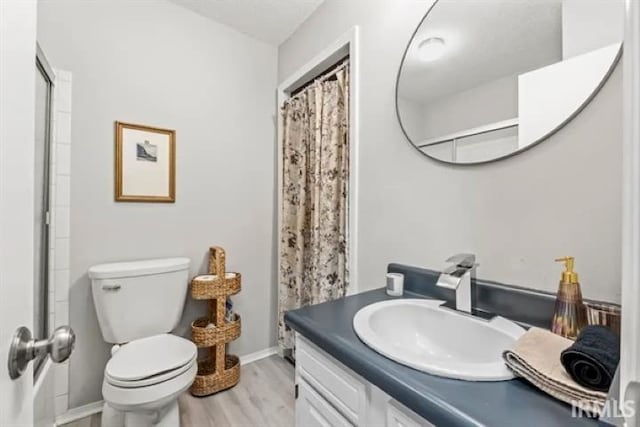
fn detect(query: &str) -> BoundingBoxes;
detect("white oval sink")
[353,299,525,381]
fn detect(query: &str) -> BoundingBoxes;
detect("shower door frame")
[33,43,55,379]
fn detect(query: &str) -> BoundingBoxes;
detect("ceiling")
[398,0,563,104]
[168,0,325,45]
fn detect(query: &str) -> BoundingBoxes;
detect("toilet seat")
[102,334,198,414]
[105,334,197,388]
[106,355,196,388]
[103,361,197,411]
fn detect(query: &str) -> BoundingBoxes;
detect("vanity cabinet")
[295,334,434,427]
[296,379,353,427]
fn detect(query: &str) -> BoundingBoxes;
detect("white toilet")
[89,257,196,427]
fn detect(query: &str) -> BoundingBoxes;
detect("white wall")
[399,74,517,144]
[397,96,425,141]
[421,74,518,140]
[518,43,620,148]
[562,0,624,59]
[38,0,278,408]
[279,0,622,302]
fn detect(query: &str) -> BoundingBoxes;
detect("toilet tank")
[88,257,190,344]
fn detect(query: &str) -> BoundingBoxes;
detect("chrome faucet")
[436,254,478,314]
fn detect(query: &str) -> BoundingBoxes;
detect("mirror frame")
[395,0,623,166]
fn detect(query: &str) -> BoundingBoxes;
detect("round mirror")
[396,0,623,165]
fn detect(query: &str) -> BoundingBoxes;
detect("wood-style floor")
[62,355,295,427]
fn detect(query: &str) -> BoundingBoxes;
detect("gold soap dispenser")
[551,256,587,340]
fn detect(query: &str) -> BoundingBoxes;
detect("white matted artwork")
[115,121,175,202]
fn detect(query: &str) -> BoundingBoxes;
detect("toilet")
[89,257,196,427]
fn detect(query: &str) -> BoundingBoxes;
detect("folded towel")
[503,327,607,416]
[561,325,620,392]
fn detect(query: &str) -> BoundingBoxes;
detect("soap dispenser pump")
[551,256,587,340]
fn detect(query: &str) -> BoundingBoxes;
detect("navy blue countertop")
[285,288,600,427]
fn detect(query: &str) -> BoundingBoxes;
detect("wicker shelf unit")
[190,246,241,396]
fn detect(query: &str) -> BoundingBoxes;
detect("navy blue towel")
[560,325,619,392]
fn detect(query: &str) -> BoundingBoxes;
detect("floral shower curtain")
[278,63,350,352]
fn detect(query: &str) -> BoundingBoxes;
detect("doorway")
[276,27,359,360]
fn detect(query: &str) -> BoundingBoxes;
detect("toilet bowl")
[89,258,194,427]
[101,334,197,427]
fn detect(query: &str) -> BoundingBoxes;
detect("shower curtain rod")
[285,57,350,103]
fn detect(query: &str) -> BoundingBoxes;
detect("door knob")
[8,325,76,379]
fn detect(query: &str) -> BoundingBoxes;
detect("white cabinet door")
[297,379,353,427]
[296,335,366,423]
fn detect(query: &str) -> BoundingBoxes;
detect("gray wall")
[37,0,278,407]
[279,0,622,302]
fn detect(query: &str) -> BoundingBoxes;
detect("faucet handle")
[445,253,477,269]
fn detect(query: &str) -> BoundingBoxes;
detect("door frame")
[621,0,640,421]
[0,0,38,426]
[276,26,360,295]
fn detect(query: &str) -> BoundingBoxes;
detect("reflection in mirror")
[396,0,623,165]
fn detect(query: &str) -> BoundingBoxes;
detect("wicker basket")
[191,353,240,397]
[191,272,241,300]
[191,313,241,347]
[189,246,241,396]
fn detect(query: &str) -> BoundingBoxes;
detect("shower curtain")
[278,63,350,352]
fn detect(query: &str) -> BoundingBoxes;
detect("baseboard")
[55,400,103,426]
[239,346,279,365]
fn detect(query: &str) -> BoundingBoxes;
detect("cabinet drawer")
[387,400,434,427]
[297,378,353,427]
[296,334,366,423]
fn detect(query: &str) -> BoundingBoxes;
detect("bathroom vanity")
[295,334,432,427]
[285,264,599,427]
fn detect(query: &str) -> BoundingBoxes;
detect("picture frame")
[115,121,176,203]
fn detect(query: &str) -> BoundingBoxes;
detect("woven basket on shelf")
[191,272,241,300]
[189,246,241,397]
[191,353,240,397]
[191,313,241,347]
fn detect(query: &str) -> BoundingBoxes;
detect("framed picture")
[115,121,175,202]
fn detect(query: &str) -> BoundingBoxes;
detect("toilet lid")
[106,334,197,382]
[106,354,196,388]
